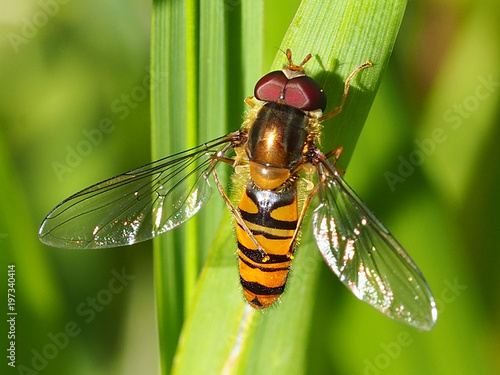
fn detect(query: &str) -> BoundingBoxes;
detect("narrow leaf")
[171,0,407,374]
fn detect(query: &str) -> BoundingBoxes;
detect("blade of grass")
[237,3,408,372]
[171,0,407,374]
[241,0,265,92]
[197,0,229,268]
[151,0,198,372]
[152,1,233,373]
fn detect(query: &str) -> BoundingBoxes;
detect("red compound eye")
[283,76,327,111]
[254,70,327,111]
[254,71,287,103]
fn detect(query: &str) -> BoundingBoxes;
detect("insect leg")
[324,146,343,164]
[211,166,270,262]
[244,96,262,108]
[323,146,346,177]
[215,156,236,166]
[286,147,342,255]
[287,183,320,258]
[319,61,372,122]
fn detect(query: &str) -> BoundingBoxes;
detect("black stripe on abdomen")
[239,209,297,230]
[238,241,291,264]
[240,278,286,296]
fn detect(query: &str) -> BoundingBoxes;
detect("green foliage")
[151,0,408,373]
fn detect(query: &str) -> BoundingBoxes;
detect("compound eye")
[254,71,287,103]
[283,76,327,111]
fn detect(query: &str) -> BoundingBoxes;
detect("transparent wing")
[312,161,437,330]
[39,134,238,249]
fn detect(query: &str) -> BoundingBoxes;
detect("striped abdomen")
[237,180,298,308]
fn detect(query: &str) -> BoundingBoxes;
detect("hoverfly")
[39,49,437,330]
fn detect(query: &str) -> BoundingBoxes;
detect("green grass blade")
[171,0,407,374]
[151,0,199,372]
[197,0,229,270]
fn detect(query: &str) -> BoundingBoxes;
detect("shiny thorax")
[246,102,309,190]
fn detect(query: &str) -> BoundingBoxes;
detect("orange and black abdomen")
[237,180,298,308]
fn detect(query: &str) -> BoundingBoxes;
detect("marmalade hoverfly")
[39,50,437,330]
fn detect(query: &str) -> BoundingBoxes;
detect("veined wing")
[39,133,239,249]
[312,160,437,330]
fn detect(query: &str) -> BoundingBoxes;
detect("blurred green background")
[1,0,499,374]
